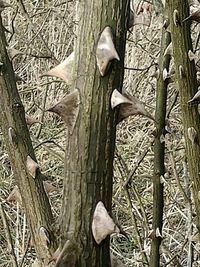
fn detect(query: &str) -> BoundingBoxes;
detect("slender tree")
[168,0,200,231]
[150,22,171,267]
[0,15,56,267]
[59,0,130,266]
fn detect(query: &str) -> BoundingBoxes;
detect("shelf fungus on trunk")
[164,42,173,57]
[96,26,120,76]
[173,9,180,26]
[178,65,185,79]
[155,227,162,238]
[188,50,198,62]
[188,127,197,146]
[6,185,22,204]
[92,201,119,244]
[39,226,51,247]
[8,127,17,146]
[40,52,74,84]
[26,155,39,178]
[47,89,80,134]
[7,182,57,205]
[162,68,170,81]
[111,89,154,123]
[151,68,160,80]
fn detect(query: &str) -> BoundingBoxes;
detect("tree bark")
[0,16,56,267]
[150,17,171,266]
[168,0,200,232]
[60,0,130,266]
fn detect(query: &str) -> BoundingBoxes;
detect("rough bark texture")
[168,0,200,231]
[150,24,171,266]
[60,0,129,266]
[0,16,56,267]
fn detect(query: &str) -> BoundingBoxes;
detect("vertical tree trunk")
[0,16,56,267]
[60,0,129,266]
[168,0,200,233]
[150,20,171,266]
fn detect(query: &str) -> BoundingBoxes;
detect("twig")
[20,233,31,267]
[0,202,19,267]
[163,239,188,267]
[36,86,48,138]
[166,90,179,119]
[34,140,65,152]
[115,159,149,265]
[194,31,200,52]
[182,159,194,266]
[122,140,154,187]
[124,62,155,72]
[169,153,190,204]
[33,136,65,161]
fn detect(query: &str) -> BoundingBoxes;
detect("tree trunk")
[0,16,56,267]
[59,0,129,266]
[168,0,200,232]
[150,20,171,266]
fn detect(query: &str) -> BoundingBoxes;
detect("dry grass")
[0,0,200,266]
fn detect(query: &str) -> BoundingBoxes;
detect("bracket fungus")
[151,68,160,80]
[47,89,79,133]
[7,182,57,205]
[92,201,119,244]
[40,52,74,84]
[39,226,51,247]
[6,185,22,204]
[162,68,170,81]
[26,155,39,178]
[111,89,132,109]
[96,26,120,76]
[173,9,180,26]
[163,19,170,30]
[43,181,58,194]
[155,227,162,238]
[8,127,17,146]
[111,89,154,123]
[178,65,184,79]
[188,50,198,62]
[164,42,173,57]
[188,127,197,145]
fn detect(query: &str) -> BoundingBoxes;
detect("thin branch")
[169,153,190,203]
[124,62,155,71]
[0,203,19,267]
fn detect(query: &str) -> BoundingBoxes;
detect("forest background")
[0,0,200,266]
